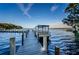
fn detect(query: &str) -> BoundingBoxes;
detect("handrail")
[0,29,28,33]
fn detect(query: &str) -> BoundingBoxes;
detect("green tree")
[62,3,79,40]
[0,23,23,29]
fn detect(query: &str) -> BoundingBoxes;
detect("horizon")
[0,3,68,28]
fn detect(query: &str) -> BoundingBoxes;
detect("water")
[48,29,79,55]
[0,29,79,55]
[0,33,22,55]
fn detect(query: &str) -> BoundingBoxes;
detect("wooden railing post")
[55,46,60,55]
[22,33,24,46]
[26,32,27,38]
[10,37,16,55]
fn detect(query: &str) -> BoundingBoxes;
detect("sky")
[0,3,68,28]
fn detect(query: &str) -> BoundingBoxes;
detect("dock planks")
[16,29,47,55]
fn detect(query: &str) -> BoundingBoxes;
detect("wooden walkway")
[0,29,28,33]
[16,29,47,55]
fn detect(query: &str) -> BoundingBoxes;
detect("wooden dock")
[16,29,47,55]
[0,29,48,55]
[0,29,27,33]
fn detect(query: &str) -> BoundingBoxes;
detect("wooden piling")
[26,33,27,38]
[55,46,60,55]
[38,34,49,54]
[43,36,47,52]
[10,37,16,55]
[22,33,24,46]
[42,36,49,53]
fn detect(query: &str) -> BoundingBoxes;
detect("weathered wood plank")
[16,30,47,55]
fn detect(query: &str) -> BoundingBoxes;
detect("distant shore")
[0,23,23,29]
[49,28,73,32]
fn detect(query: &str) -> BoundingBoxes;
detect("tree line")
[0,23,23,29]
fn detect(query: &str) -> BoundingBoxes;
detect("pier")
[0,26,50,55]
[16,29,47,55]
[35,25,50,53]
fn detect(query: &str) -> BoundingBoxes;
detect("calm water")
[0,29,79,55]
[0,33,22,55]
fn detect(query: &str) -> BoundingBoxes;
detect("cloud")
[17,3,33,19]
[50,5,58,12]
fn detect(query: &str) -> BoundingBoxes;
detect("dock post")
[10,37,16,55]
[26,33,27,38]
[42,36,48,52]
[55,46,60,55]
[22,33,24,46]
